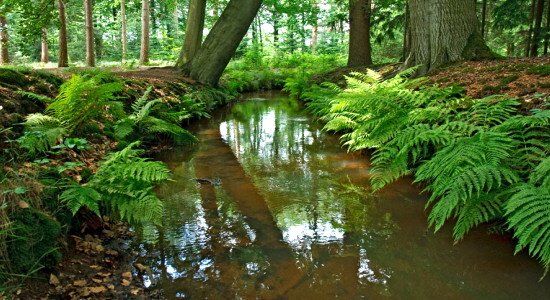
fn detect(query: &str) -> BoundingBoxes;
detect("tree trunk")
[84,0,95,67]
[311,0,319,53]
[139,0,150,65]
[480,0,487,38]
[402,1,411,62]
[404,0,492,76]
[526,0,536,57]
[182,0,263,86]
[544,0,550,54]
[530,0,545,57]
[173,0,179,38]
[347,0,372,67]
[121,0,127,61]
[58,0,68,67]
[176,0,206,67]
[0,1,9,65]
[41,27,49,63]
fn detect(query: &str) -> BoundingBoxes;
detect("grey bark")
[41,28,49,63]
[139,0,150,65]
[182,0,263,86]
[84,0,95,67]
[347,0,373,67]
[58,0,68,67]
[176,0,206,67]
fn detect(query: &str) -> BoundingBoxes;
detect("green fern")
[60,185,101,216]
[16,113,66,154]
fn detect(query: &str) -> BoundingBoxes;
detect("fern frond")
[59,185,101,216]
[453,192,506,241]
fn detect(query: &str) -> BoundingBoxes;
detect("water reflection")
[134,91,550,299]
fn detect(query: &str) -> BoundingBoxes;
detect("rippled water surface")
[133,91,550,299]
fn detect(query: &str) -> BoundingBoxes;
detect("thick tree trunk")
[0,2,9,65]
[41,28,49,63]
[347,0,372,67]
[84,0,95,67]
[121,0,127,61]
[58,0,68,67]
[530,0,545,57]
[182,0,263,86]
[544,0,550,54]
[176,0,206,67]
[139,0,150,65]
[405,0,492,76]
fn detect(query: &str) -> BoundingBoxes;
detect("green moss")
[499,75,520,86]
[526,65,550,76]
[462,32,499,61]
[83,122,102,134]
[0,68,31,88]
[31,70,64,87]
[7,208,62,273]
[539,82,550,89]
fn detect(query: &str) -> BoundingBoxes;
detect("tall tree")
[121,0,127,61]
[84,0,95,67]
[544,0,550,54]
[405,0,492,75]
[480,0,488,37]
[176,0,206,67]
[41,27,49,63]
[529,0,545,56]
[0,0,8,65]
[347,0,373,67]
[182,0,263,86]
[139,0,150,65]
[58,0,68,67]
[526,0,536,56]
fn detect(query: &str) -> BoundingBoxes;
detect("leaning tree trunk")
[0,2,9,65]
[41,28,49,63]
[176,0,206,67]
[58,0,68,67]
[121,0,127,61]
[139,0,150,65]
[404,0,493,76]
[84,0,95,67]
[347,0,372,67]
[182,0,263,86]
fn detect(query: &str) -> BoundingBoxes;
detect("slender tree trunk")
[402,1,411,62]
[530,0,545,57]
[182,0,263,86]
[176,0,206,67]
[526,0,536,57]
[58,0,68,67]
[544,0,550,54]
[173,0,179,38]
[41,27,49,63]
[480,0,487,38]
[347,0,372,67]
[84,0,95,67]
[311,0,319,53]
[0,1,9,65]
[121,0,127,61]
[139,0,150,65]
[405,0,492,75]
[273,14,279,44]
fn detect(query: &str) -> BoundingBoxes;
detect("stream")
[132,91,550,299]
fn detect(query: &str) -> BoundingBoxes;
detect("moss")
[462,32,499,61]
[499,75,520,86]
[31,70,64,87]
[0,68,31,88]
[526,65,550,76]
[7,208,62,273]
[83,122,102,134]
[539,82,550,89]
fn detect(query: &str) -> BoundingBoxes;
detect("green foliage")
[306,68,550,272]
[114,87,198,146]
[46,72,125,135]
[16,114,66,155]
[60,142,170,225]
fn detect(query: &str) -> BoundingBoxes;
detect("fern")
[16,113,66,154]
[60,185,101,216]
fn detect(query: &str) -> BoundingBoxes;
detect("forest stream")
[131,91,550,299]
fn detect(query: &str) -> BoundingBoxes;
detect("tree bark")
[530,0,545,57]
[526,0,536,57]
[544,0,550,54]
[404,0,492,76]
[41,27,49,63]
[176,0,206,67]
[480,0,487,38]
[347,0,372,67]
[121,0,127,61]
[0,1,9,65]
[311,0,319,53]
[58,0,68,67]
[182,0,263,86]
[173,0,179,38]
[84,0,95,67]
[402,1,411,62]
[139,0,150,65]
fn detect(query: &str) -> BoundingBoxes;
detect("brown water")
[134,91,550,299]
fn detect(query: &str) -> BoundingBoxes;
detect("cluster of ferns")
[303,68,550,274]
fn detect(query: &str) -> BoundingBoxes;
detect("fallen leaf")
[121,279,131,286]
[87,286,106,293]
[135,263,147,272]
[92,278,102,283]
[131,289,140,295]
[49,274,60,286]
[121,272,132,279]
[89,265,102,270]
[105,250,119,256]
[107,284,115,290]
[97,272,111,277]
[18,201,29,209]
[73,280,86,287]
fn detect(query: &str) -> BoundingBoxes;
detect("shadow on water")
[134,91,550,299]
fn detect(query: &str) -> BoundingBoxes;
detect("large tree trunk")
[58,0,68,67]
[139,0,150,65]
[41,27,49,63]
[121,0,127,61]
[176,0,206,67]
[84,0,95,67]
[347,0,372,67]
[404,0,492,76]
[182,0,263,86]
[530,0,545,57]
[544,0,550,55]
[0,1,9,65]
